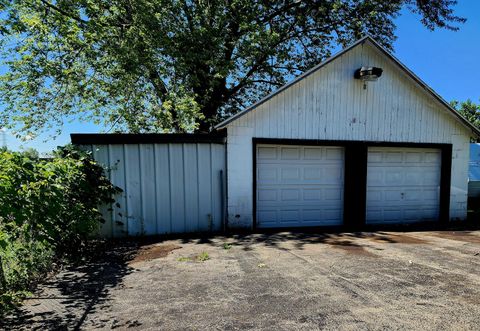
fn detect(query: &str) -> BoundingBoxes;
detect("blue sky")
[3,2,480,153]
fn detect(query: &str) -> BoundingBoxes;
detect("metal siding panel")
[291,82,298,138]
[125,144,142,236]
[325,60,334,139]
[316,71,325,139]
[183,144,200,232]
[346,52,356,140]
[212,144,226,230]
[154,144,172,234]
[169,144,186,233]
[197,144,213,231]
[261,104,269,137]
[283,88,291,138]
[304,75,313,138]
[297,81,304,139]
[108,144,128,237]
[139,144,157,235]
[347,51,358,140]
[93,145,113,238]
[265,95,278,137]
[316,70,325,139]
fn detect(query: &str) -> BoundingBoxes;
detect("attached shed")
[71,133,226,237]
[216,36,479,229]
[73,36,479,237]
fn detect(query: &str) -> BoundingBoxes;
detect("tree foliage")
[0,0,466,134]
[451,99,480,131]
[0,146,120,311]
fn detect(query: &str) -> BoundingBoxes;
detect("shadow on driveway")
[2,243,138,330]
[2,223,479,330]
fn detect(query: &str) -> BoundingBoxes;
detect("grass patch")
[177,256,192,262]
[177,251,210,262]
[223,243,232,250]
[196,252,210,261]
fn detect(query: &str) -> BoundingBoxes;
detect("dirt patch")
[369,233,429,245]
[326,239,378,257]
[130,244,181,264]
[430,231,480,244]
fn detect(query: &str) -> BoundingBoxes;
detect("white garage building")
[216,36,479,229]
[73,36,479,237]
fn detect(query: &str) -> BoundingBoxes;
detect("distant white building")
[469,144,480,198]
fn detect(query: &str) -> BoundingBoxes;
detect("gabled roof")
[215,36,480,137]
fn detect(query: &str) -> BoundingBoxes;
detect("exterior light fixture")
[354,66,383,89]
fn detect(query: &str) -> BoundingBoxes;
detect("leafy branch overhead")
[451,99,480,131]
[0,0,466,134]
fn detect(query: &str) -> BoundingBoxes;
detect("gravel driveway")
[3,230,480,330]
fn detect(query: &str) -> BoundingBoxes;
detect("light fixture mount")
[354,66,383,81]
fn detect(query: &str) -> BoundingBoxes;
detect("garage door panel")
[303,209,322,222]
[366,147,441,224]
[304,167,322,180]
[304,148,322,159]
[303,188,322,201]
[326,148,344,160]
[404,170,424,185]
[369,152,383,163]
[257,167,277,183]
[424,172,440,185]
[367,170,384,185]
[257,146,277,159]
[425,152,441,163]
[281,210,300,222]
[257,189,277,202]
[256,144,344,228]
[384,168,405,185]
[281,189,300,201]
[257,210,277,224]
[281,168,301,181]
[367,190,383,202]
[325,188,342,200]
[385,190,403,201]
[324,209,343,221]
[384,152,403,162]
[324,166,343,181]
[405,152,422,162]
[281,147,301,160]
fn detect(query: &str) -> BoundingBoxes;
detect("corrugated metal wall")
[86,143,226,237]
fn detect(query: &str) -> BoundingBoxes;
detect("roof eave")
[215,36,480,138]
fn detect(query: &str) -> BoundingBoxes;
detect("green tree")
[451,99,480,130]
[0,0,466,134]
[21,148,40,160]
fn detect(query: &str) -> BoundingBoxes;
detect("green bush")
[0,146,120,312]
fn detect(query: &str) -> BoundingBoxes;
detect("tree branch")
[38,0,87,25]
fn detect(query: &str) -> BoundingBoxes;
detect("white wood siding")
[89,143,226,237]
[226,42,471,228]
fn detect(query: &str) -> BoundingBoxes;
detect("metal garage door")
[366,147,441,224]
[256,144,344,228]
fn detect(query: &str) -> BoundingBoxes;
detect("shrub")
[0,146,120,312]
